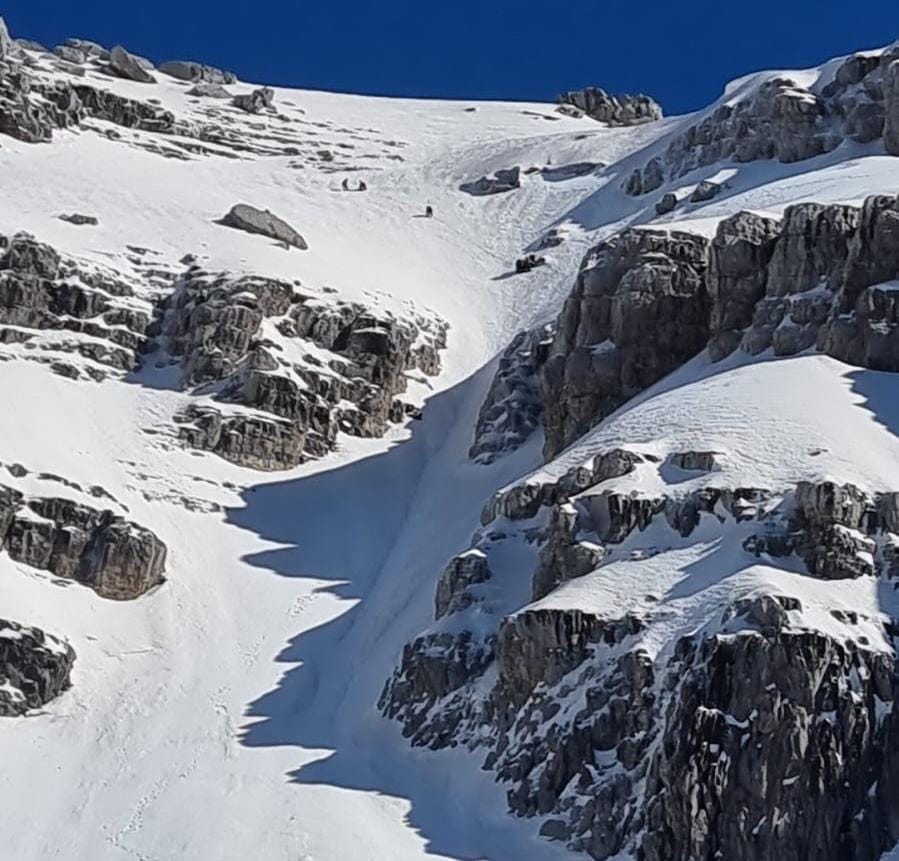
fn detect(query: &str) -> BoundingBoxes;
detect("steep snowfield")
[4,39,899,861]
[0,54,662,861]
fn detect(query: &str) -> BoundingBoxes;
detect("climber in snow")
[425,204,434,218]
[341,178,349,191]
[358,180,367,191]
[515,253,546,274]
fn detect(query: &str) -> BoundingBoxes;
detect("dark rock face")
[159,60,236,85]
[885,56,899,155]
[0,487,167,600]
[0,17,13,60]
[73,84,175,132]
[163,268,447,469]
[556,87,662,126]
[0,53,83,142]
[706,195,899,365]
[534,191,899,458]
[707,211,782,359]
[626,52,899,196]
[643,617,896,861]
[540,228,710,458]
[0,231,154,376]
[460,167,521,196]
[469,322,554,464]
[220,204,308,250]
[0,619,75,716]
[108,45,155,83]
[655,192,677,215]
[383,455,899,859]
[435,550,490,619]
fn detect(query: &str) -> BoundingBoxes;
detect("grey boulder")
[58,213,99,226]
[220,204,307,249]
[690,180,722,203]
[64,37,109,61]
[655,192,678,215]
[233,87,274,113]
[108,45,155,83]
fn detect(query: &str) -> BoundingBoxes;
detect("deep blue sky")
[4,1,898,113]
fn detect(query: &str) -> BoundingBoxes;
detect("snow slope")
[0,46,665,861]
[3,35,899,861]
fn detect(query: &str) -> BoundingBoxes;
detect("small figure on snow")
[514,253,546,274]
[341,178,349,191]
[358,180,368,191]
[425,204,434,218]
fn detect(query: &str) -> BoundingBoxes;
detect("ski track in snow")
[2,49,899,861]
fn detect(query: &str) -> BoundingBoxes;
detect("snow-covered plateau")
[4,17,899,861]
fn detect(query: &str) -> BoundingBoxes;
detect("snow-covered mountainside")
[4,16,899,861]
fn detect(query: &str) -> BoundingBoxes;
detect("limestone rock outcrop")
[108,45,155,84]
[469,322,554,463]
[383,449,899,860]
[556,87,662,126]
[162,267,447,469]
[626,49,899,196]
[0,231,155,377]
[233,87,274,113]
[0,619,75,716]
[540,228,710,458]
[0,485,167,599]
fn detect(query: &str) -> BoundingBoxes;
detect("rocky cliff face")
[0,618,75,716]
[556,88,662,126]
[539,229,710,458]
[0,480,166,600]
[386,186,899,859]
[382,448,899,859]
[510,191,899,458]
[0,232,157,381]
[625,48,899,197]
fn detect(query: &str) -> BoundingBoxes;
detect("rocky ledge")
[161,267,447,469]
[0,483,167,600]
[0,619,75,716]
[0,232,159,380]
[382,446,899,859]
[556,88,662,126]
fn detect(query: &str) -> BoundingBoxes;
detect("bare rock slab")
[219,204,307,250]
